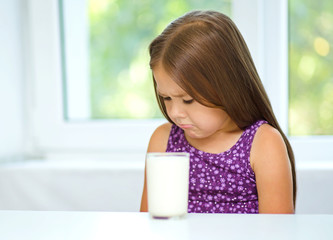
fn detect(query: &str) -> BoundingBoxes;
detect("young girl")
[140,10,296,214]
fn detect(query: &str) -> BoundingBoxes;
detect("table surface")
[0,211,332,240]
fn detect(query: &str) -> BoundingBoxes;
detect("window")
[288,0,333,162]
[26,0,232,159]
[25,0,333,162]
[289,0,333,136]
[60,0,232,120]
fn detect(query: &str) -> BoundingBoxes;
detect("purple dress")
[166,120,267,214]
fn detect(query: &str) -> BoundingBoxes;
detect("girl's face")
[153,64,236,140]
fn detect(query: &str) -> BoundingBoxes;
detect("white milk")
[146,153,190,218]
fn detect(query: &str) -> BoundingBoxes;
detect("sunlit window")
[289,0,333,135]
[60,0,231,120]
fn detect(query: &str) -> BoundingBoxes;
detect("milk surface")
[147,153,190,218]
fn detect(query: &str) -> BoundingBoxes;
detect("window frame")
[25,0,333,162]
[25,0,165,160]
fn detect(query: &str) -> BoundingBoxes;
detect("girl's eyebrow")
[156,90,166,96]
[157,91,187,98]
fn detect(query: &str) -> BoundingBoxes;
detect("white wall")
[0,0,24,162]
[0,160,145,212]
[296,163,333,214]
[0,160,332,214]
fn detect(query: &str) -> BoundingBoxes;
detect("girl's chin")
[184,129,200,139]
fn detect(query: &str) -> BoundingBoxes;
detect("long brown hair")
[149,10,296,207]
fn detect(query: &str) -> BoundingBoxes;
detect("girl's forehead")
[153,67,188,97]
[156,80,187,97]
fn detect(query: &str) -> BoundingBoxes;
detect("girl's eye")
[162,96,171,101]
[183,99,194,104]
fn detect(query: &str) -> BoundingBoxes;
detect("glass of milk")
[146,152,190,219]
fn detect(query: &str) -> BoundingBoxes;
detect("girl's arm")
[140,123,172,212]
[250,124,294,214]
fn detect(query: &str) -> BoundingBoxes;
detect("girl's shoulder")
[250,123,289,170]
[253,123,285,148]
[147,122,173,152]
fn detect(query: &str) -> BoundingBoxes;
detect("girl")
[140,10,296,214]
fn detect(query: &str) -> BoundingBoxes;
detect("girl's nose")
[168,103,186,119]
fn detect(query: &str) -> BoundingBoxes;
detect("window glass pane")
[289,0,333,135]
[61,0,231,120]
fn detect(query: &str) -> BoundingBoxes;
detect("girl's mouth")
[179,124,192,129]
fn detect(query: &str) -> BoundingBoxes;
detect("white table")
[0,211,332,240]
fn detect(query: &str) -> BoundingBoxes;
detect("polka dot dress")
[166,120,268,214]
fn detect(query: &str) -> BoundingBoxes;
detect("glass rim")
[146,152,189,157]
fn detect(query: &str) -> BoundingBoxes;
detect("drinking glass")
[146,152,190,219]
